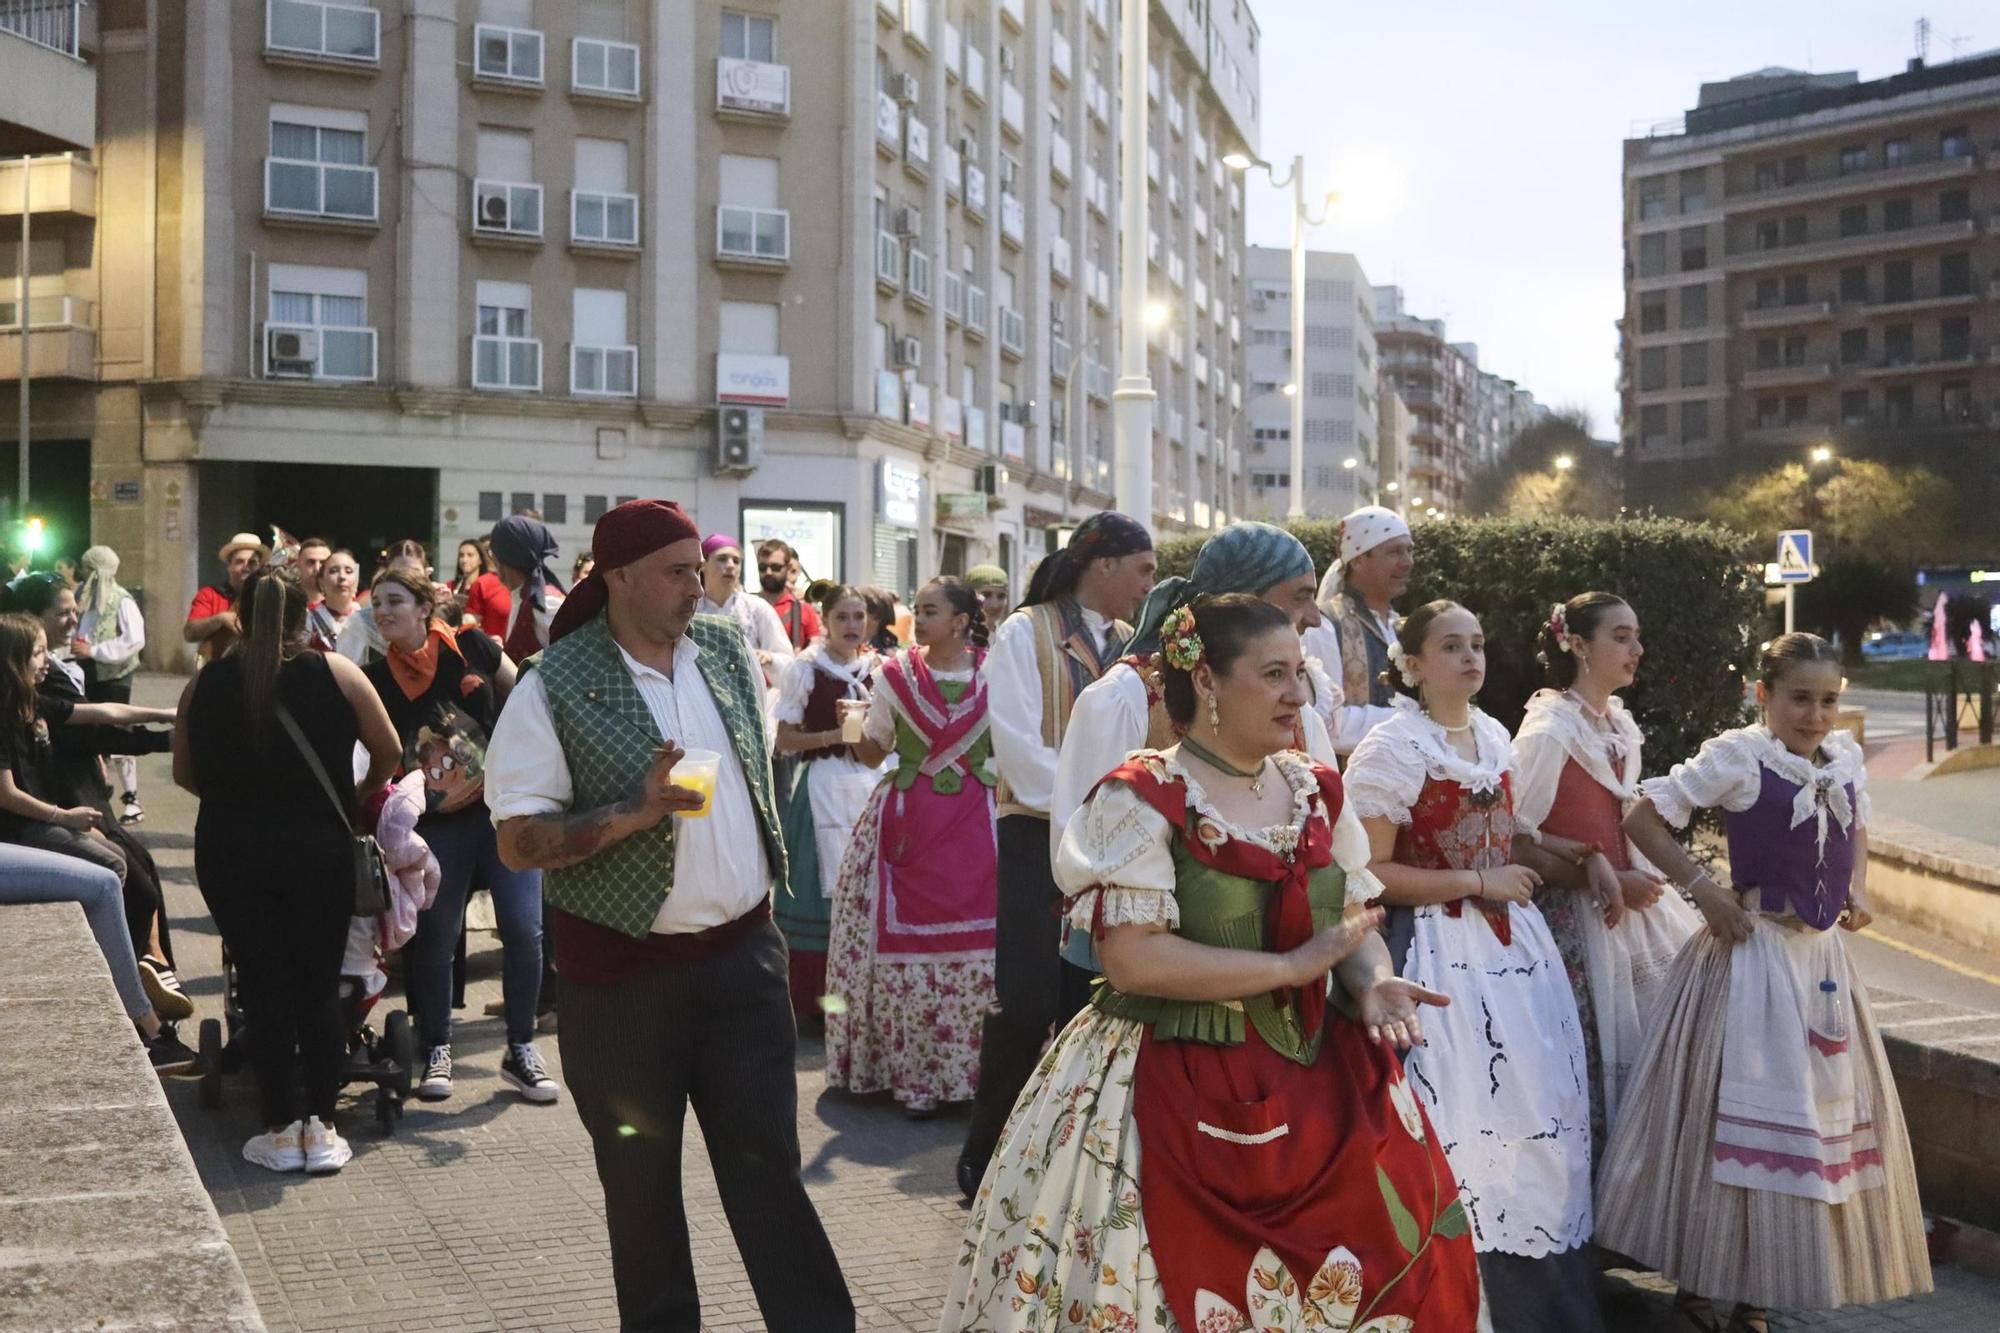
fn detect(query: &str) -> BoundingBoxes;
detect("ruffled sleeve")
[1329,793,1384,905]
[1509,725,1565,837]
[1828,730,1872,827]
[1342,726,1428,825]
[774,655,815,726]
[861,661,897,748]
[1640,728,1764,829]
[1054,778,1180,932]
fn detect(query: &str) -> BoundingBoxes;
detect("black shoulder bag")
[275,703,392,916]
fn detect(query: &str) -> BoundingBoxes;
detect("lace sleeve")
[774,656,814,726]
[1829,730,1872,827]
[1509,726,1565,837]
[1640,729,1762,829]
[1342,729,1427,825]
[1329,795,1385,905]
[1054,779,1180,932]
[862,662,897,748]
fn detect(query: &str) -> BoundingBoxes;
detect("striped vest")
[993,598,1129,818]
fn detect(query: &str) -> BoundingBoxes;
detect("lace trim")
[1384,697,1513,792]
[1517,689,1641,799]
[1066,885,1181,932]
[1159,746,1320,855]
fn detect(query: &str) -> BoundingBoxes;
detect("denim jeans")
[0,840,151,1022]
[409,809,544,1047]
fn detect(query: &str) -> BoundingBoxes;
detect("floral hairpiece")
[1160,604,1205,671]
[1548,602,1570,645]
[1386,639,1421,688]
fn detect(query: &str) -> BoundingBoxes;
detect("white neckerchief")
[1386,695,1511,795]
[804,642,874,698]
[1747,725,1858,865]
[1518,688,1642,799]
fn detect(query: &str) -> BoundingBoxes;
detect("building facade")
[1621,53,2000,500]
[1373,285,1473,515]
[2,0,1260,667]
[1240,245,1382,519]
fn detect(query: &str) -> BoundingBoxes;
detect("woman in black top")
[174,566,400,1176]
[361,569,555,1105]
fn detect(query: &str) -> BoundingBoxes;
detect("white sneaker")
[418,1043,453,1101]
[500,1042,560,1104]
[242,1121,307,1173]
[301,1116,352,1175]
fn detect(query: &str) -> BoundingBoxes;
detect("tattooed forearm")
[498,798,651,871]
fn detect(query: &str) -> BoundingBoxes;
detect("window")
[1679,168,1707,214]
[1883,260,1913,303]
[1838,204,1867,238]
[1639,404,1668,447]
[511,492,536,516]
[478,492,503,523]
[1838,144,1867,175]
[474,22,544,85]
[1639,346,1667,390]
[1839,328,1868,365]
[583,495,610,524]
[264,263,373,380]
[1309,372,1354,397]
[721,11,776,62]
[541,495,568,524]
[1783,395,1808,425]
[1753,276,1780,310]
[717,153,788,261]
[1680,400,1709,444]
[571,289,635,397]
[1753,160,1781,191]
[1754,219,1780,251]
[1882,197,1913,232]
[1781,215,1808,246]
[1840,390,1869,424]
[1754,337,1779,370]
[1942,380,1976,424]
[474,128,541,236]
[573,138,638,245]
[1782,335,1807,368]
[573,36,640,96]
[267,0,380,64]
[473,280,539,391]
[1638,177,1666,220]
[1679,284,1707,329]
[1839,266,1868,303]
[1639,294,1667,333]
[1940,188,1972,223]
[1755,396,1781,428]
[1941,315,1971,360]
[1678,226,1707,272]
[1941,126,1971,160]
[1679,341,1707,388]
[1884,384,1914,425]
[1883,322,1914,365]
[1782,155,1806,185]
[265,111,375,220]
[1884,137,1910,167]
[1783,273,1809,305]
[1939,251,1972,297]
[720,300,780,356]
[1637,233,1666,278]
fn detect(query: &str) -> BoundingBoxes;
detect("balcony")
[1858,288,1982,319]
[1853,348,1981,379]
[874,91,900,155]
[1724,151,1978,213]
[1087,0,1109,33]
[1194,202,1208,238]
[1740,362,1832,390]
[266,0,379,67]
[1168,328,1184,364]
[999,191,1024,249]
[941,143,962,199]
[472,179,543,241]
[571,343,638,397]
[262,320,375,382]
[1167,94,1185,138]
[904,115,930,178]
[875,228,902,293]
[965,404,987,451]
[571,189,638,249]
[1051,28,1071,84]
[998,306,1025,358]
[716,205,789,266]
[905,247,933,306]
[472,335,542,392]
[265,157,378,225]
[1050,234,1072,284]
[966,284,988,337]
[0,295,94,380]
[901,0,930,49]
[1147,146,1160,186]
[1001,418,1026,460]
[1087,263,1110,311]
[715,56,788,118]
[1050,129,1071,183]
[942,270,964,324]
[1084,165,1110,218]
[1085,73,1111,127]
[1724,218,1979,273]
[999,0,1022,32]
[1738,300,1832,331]
[964,162,987,217]
[0,154,95,219]
[1168,252,1185,290]
[964,44,985,103]
[1088,361,1112,402]
[943,20,960,80]
[1050,336,1070,380]
[0,0,86,56]
[1000,80,1024,140]
[472,23,544,89]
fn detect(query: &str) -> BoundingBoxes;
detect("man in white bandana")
[1301,505,1414,754]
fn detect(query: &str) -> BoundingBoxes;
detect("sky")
[1241,1,1994,437]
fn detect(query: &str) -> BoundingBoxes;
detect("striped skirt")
[1595,923,1933,1310]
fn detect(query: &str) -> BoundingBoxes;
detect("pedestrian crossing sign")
[1776,529,1814,583]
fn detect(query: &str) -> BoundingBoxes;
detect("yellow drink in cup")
[670,749,722,819]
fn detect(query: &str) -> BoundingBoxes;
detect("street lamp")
[1554,454,1575,472]
[1061,334,1103,522]
[1342,456,1358,470]
[1810,444,1835,465]
[1114,0,1155,521]
[1228,151,1336,522]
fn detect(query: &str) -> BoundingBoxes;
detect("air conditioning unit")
[999,46,1015,73]
[892,72,920,104]
[892,335,923,368]
[896,205,924,237]
[958,135,979,162]
[716,405,763,475]
[975,461,1009,495]
[477,188,513,230]
[265,326,319,376]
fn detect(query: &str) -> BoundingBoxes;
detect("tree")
[1698,458,1952,567]
[1792,556,1919,664]
[1466,410,1620,520]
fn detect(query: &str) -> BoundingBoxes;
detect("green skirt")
[774,764,833,955]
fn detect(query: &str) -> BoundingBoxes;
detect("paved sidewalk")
[120,673,2000,1331]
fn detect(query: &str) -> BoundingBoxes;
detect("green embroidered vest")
[1091,842,1350,1066]
[532,612,788,938]
[890,679,997,796]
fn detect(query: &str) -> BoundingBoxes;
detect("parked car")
[1861,630,1928,661]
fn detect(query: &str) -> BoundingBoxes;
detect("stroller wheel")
[375,1088,397,1132]
[383,1010,415,1101]
[197,1018,224,1109]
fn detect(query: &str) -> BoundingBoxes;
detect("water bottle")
[1818,976,1847,1044]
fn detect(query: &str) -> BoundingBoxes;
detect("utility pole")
[15,154,28,522]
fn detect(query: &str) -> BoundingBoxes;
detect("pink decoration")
[1972,622,1988,663]
[1930,594,1951,661]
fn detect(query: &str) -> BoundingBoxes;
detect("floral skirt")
[823,786,993,1108]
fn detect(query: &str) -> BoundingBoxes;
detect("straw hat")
[217,532,272,563]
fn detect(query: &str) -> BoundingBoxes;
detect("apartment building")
[1621,52,2000,502]
[2,0,1259,666]
[1452,344,1549,471]
[1241,246,1381,518]
[1373,285,1473,514]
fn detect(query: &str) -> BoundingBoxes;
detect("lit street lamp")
[1554,454,1575,472]
[1810,444,1835,465]
[1114,0,1155,520]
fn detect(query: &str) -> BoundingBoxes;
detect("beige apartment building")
[1373,285,1474,515]
[0,0,1259,666]
[1621,52,2000,504]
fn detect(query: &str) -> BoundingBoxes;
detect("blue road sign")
[1776,529,1814,583]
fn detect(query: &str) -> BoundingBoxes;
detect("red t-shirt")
[763,590,821,649]
[458,571,512,640]
[186,585,237,661]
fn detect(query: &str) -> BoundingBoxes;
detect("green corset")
[1091,836,1349,1067]
[891,678,997,796]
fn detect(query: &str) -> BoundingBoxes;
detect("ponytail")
[238,566,308,744]
[926,576,989,650]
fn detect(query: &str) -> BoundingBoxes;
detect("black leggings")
[196,817,352,1126]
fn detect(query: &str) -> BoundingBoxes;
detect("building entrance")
[198,460,439,574]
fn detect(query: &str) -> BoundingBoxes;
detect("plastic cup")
[838,699,867,744]
[672,749,721,818]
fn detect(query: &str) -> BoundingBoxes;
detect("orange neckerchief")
[385,623,462,701]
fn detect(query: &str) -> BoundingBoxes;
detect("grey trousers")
[560,917,854,1333]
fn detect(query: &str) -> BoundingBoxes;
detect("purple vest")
[798,662,865,763]
[1722,766,1856,930]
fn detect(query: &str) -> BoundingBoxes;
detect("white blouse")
[1054,749,1384,936]
[773,644,875,728]
[859,653,980,749]
[1510,689,1645,833]
[985,602,1117,814]
[1640,725,1870,834]
[1343,698,1521,829]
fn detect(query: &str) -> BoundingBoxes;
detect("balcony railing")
[472,179,543,238]
[940,143,962,199]
[263,321,375,381]
[964,163,987,216]
[1740,361,1833,389]
[572,343,638,397]
[999,191,1024,248]
[473,23,544,86]
[1050,130,1071,183]
[716,205,789,263]
[473,335,542,391]
[1725,218,1978,272]
[0,294,89,328]
[1052,29,1072,83]
[1000,80,1024,139]
[0,0,83,57]
[576,37,641,97]
[1723,150,1977,211]
[267,0,379,65]
[1050,234,1072,283]
[572,190,638,247]
[265,157,379,223]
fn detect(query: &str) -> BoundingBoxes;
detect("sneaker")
[301,1116,352,1175]
[418,1044,453,1101]
[146,1027,197,1075]
[119,793,143,824]
[242,1120,307,1173]
[500,1042,559,1104]
[138,956,194,1022]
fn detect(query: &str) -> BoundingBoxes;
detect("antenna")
[1948,33,1972,60]
[1915,16,1931,61]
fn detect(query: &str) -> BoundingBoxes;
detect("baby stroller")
[197,942,418,1133]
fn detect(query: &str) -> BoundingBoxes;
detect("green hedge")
[1155,516,1761,773]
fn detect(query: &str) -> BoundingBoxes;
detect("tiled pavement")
[117,676,2000,1332]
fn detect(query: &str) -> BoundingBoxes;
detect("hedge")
[1155,516,1761,773]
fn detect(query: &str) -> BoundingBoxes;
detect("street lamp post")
[1061,335,1100,521]
[1113,0,1154,521]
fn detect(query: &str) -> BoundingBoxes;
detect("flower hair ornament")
[1548,602,1571,648]
[1386,639,1421,688]
[1160,604,1205,671]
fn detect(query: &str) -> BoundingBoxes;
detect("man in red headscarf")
[484,500,852,1331]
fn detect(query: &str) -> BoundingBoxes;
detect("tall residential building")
[1621,52,2000,502]
[1453,343,1550,471]
[1241,247,1380,519]
[2,0,1259,666]
[1373,285,1473,514]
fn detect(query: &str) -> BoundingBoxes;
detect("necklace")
[1180,734,1268,797]
[1424,708,1473,735]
